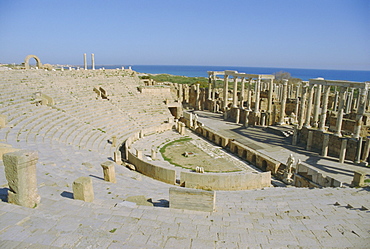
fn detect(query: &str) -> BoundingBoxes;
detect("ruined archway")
[24,55,42,69]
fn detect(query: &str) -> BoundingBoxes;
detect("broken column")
[351,171,365,187]
[73,177,94,202]
[339,138,348,164]
[111,136,117,147]
[101,161,117,183]
[0,114,7,128]
[3,150,41,208]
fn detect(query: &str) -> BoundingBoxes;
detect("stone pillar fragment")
[298,82,309,129]
[151,148,157,160]
[111,136,117,147]
[101,161,117,183]
[339,139,348,164]
[3,150,40,208]
[0,114,7,128]
[73,177,94,202]
[113,150,121,164]
[136,149,143,159]
[321,133,330,157]
[351,171,365,187]
[306,130,313,151]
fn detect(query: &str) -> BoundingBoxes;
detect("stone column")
[73,177,94,202]
[207,76,212,100]
[254,77,261,113]
[83,53,87,70]
[361,137,370,162]
[333,91,339,111]
[292,124,298,145]
[91,53,95,70]
[212,74,217,101]
[304,84,315,128]
[246,79,252,110]
[306,130,313,151]
[3,150,41,208]
[353,87,368,139]
[335,86,348,136]
[278,80,288,125]
[298,82,309,129]
[111,136,117,147]
[339,138,348,163]
[232,76,238,108]
[151,148,157,160]
[223,74,229,110]
[196,83,200,110]
[267,79,273,109]
[319,85,331,131]
[239,77,245,108]
[101,161,117,183]
[321,133,330,157]
[179,84,183,103]
[312,84,322,128]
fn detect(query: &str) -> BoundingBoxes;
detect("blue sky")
[0,0,369,70]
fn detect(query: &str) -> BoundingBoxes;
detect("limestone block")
[351,171,365,187]
[169,187,216,212]
[3,150,40,208]
[0,114,7,128]
[151,148,157,160]
[136,149,142,159]
[111,136,117,147]
[125,195,153,206]
[73,177,94,202]
[101,161,116,183]
[113,151,121,164]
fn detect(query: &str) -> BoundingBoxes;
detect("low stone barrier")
[180,171,271,191]
[193,124,281,175]
[169,187,216,212]
[293,163,342,188]
[124,123,176,185]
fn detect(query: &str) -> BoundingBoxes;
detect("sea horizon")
[77,64,370,82]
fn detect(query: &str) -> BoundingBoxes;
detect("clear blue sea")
[94,65,370,82]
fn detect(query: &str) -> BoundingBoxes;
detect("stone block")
[169,187,216,212]
[351,171,365,187]
[0,114,7,128]
[113,151,121,164]
[3,150,40,208]
[125,195,153,206]
[101,161,116,183]
[73,177,94,202]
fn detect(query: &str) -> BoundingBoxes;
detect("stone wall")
[180,171,271,191]
[298,127,359,161]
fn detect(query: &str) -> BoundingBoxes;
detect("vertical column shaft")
[91,53,95,70]
[312,84,322,127]
[223,74,229,110]
[319,85,331,131]
[232,77,238,107]
[278,80,288,125]
[254,77,261,113]
[304,84,315,128]
[335,86,347,136]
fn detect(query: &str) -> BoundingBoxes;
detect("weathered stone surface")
[351,171,365,187]
[101,161,116,183]
[125,195,153,206]
[0,114,7,128]
[169,187,216,212]
[3,150,40,208]
[73,177,94,202]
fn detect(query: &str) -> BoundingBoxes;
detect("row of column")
[299,82,369,138]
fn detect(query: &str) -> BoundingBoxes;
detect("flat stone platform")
[193,110,370,185]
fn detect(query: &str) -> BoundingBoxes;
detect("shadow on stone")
[0,188,9,202]
[60,191,73,199]
[152,199,169,208]
[89,174,104,181]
